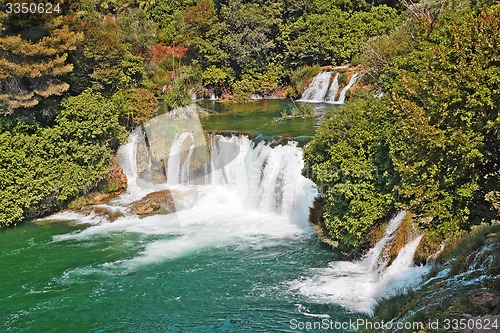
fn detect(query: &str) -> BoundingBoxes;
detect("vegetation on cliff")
[305,1,500,247]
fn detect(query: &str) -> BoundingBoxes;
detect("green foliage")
[220,0,284,74]
[0,90,126,227]
[163,66,202,109]
[118,49,149,89]
[202,66,234,90]
[384,5,500,233]
[113,88,157,128]
[307,2,500,247]
[231,66,283,102]
[144,0,197,44]
[304,97,397,246]
[282,5,400,66]
[117,7,157,54]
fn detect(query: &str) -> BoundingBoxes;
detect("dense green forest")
[305,0,499,247]
[0,0,498,254]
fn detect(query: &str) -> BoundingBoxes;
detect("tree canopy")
[305,1,500,247]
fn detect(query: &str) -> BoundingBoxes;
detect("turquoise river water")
[1,100,425,333]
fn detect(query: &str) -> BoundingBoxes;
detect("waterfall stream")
[40,126,427,316]
[299,70,360,104]
[290,212,430,314]
[299,71,332,102]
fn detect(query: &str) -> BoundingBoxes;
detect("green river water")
[0,220,366,333]
[1,100,372,333]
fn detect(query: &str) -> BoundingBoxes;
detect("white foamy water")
[290,212,430,314]
[298,71,332,102]
[44,117,426,310]
[50,129,317,271]
[299,70,360,104]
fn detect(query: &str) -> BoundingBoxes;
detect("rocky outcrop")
[128,189,198,218]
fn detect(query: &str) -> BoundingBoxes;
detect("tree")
[282,6,399,67]
[304,97,397,246]
[0,13,82,116]
[385,5,500,234]
[113,87,157,128]
[144,0,197,44]
[117,7,157,55]
[220,0,283,74]
[0,90,126,227]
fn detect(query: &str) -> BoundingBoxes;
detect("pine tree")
[0,12,82,116]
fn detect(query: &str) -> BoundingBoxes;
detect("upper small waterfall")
[299,71,332,102]
[299,69,360,104]
[325,73,340,102]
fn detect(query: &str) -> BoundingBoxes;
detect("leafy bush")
[0,90,126,227]
[385,5,500,233]
[304,97,397,246]
[163,66,202,109]
[113,88,157,128]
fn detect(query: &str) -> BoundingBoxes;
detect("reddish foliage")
[183,1,215,30]
[148,43,188,62]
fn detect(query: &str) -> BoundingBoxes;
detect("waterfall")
[167,132,195,185]
[299,70,360,104]
[290,212,430,314]
[117,129,316,222]
[325,73,340,102]
[336,72,360,104]
[364,211,406,271]
[298,71,332,102]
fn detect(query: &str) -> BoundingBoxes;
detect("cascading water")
[299,71,332,102]
[299,70,360,104]
[5,105,431,331]
[41,107,426,320]
[325,73,340,102]
[336,72,360,104]
[121,129,317,222]
[51,126,428,304]
[290,211,430,314]
[50,128,318,267]
[166,131,195,185]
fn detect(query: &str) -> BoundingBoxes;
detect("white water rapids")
[43,115,428,314]
[290,212,430,313]
[299,70,360,104]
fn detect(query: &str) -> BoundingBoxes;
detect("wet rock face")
[129,190,176,216]
[105,160,128,195]
[128,189,198,218]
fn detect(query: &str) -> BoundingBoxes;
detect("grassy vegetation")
[360,224,500,333]
[280,102,317,119]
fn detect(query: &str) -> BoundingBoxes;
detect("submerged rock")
[79,205,125,222]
